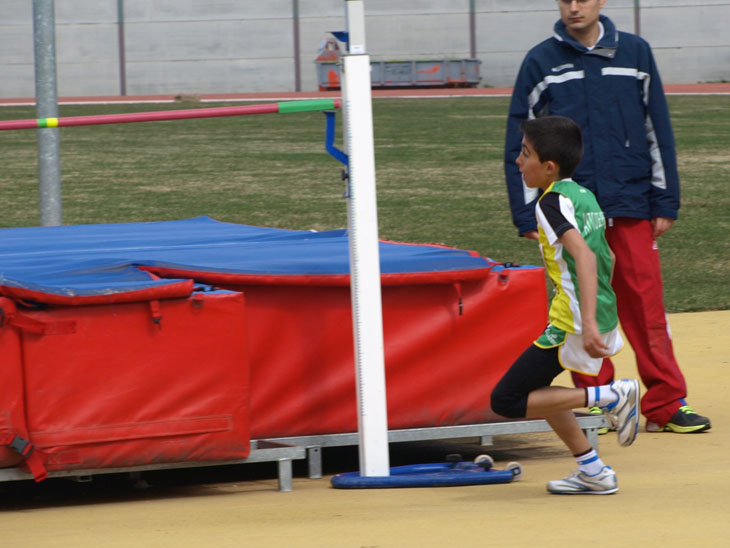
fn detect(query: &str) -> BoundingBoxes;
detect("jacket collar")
[553,14,618,58]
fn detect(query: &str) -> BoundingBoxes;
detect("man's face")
[558,0,606,34]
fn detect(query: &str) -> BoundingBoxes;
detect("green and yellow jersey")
[535,179,618,336]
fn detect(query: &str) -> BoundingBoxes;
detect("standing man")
[503,0,710,433]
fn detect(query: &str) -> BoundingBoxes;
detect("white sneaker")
[605,379,640,447]
[547,466,618,495]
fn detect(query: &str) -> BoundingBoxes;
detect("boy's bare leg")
[543,407,618,495]
[526,386,592,454]
[526,387,616,495]
[543,410,592,455]
[526,385,585,415]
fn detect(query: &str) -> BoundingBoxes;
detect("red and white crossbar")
[0,99,341,130]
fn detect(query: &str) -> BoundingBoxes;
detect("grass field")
[0,96,728,312]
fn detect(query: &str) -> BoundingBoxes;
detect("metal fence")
[1,1,729,97]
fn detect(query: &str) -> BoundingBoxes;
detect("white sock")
[585,385,619,408]
[575,448,605,476]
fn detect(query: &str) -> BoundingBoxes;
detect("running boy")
[491,116,639,494]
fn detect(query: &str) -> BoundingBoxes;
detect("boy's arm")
[558,228,611,358]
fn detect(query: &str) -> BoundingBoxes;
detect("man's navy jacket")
[504,15,680,236]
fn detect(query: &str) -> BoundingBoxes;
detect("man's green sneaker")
[588,406,612,435]
[646,404,711,433]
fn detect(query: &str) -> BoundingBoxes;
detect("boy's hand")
[522,230,539,241]
[582,321,610,358]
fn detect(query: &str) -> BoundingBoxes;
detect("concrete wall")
[1,0,728,97]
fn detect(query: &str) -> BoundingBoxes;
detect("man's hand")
[522,230,539,241]
[651,217,674,238]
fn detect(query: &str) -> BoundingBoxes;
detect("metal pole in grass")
[32,0,62,226]
[292,0,301,92]
[633,0,641,37]
[341,0,390,477]
[117,0,127,96]
[469,0,477,59]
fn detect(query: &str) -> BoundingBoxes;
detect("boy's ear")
[544,160,560,178]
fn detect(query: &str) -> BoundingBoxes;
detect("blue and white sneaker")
[547,466,618,495]
[605,379,640,447]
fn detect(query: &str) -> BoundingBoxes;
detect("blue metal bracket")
[323,110,348,166]
[330,31,349,49]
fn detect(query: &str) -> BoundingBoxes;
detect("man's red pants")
[571,218,686,426]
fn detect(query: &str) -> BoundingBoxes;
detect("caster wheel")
[473,454,494,471]
[506,461,523,481]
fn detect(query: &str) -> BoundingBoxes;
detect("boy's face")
[516,136,553,190]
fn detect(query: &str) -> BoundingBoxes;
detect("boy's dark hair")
[519,116,583,178]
